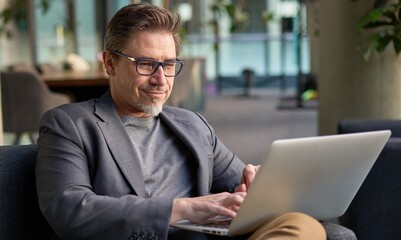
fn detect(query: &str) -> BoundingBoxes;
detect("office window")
[35,0,69,68]
[75,0,98,66]
[35,0,99,69]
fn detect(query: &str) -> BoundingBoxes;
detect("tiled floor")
[202,88,318,165]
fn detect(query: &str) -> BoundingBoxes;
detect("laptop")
[171,130,391,236]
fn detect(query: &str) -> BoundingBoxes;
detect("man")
[35,3,351,240]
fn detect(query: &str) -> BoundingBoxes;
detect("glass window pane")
[75,0,98,68]
[35,0,99,70]
[35,0,69,69]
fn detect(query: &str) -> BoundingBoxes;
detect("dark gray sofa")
[0,143,357,240]
[0,144,54,240]
[338,119,401,240]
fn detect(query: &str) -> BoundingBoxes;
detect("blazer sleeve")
[36,108,171,240]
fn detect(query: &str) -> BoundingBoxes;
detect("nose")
[149,65,168,86]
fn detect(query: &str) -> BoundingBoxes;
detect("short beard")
[138,103,163,117]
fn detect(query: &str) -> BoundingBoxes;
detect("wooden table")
[43,70,109,87]
[42,70,109,102]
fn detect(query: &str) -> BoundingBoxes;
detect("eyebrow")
[114,50,180,62]
[135,56,179,62]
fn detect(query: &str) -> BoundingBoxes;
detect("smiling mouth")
[143,90,166,100]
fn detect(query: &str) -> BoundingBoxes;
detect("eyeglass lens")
[136,60,183,77]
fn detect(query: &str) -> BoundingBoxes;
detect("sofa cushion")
[340,138,401,240]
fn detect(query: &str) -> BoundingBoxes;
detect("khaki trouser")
[247,212,326,240]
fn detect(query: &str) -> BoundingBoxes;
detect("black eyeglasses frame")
[111,50,184,77]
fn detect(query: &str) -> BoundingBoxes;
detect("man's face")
[105,31,176,117]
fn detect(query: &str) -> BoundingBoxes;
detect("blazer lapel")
[160,111,211,196]
[94,93,146,197]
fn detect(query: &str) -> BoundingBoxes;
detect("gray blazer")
[36,91,245,240]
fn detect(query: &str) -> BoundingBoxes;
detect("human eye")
[137,60,154,69]
[164,61,176,70]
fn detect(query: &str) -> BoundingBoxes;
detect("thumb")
[234,183,247,193]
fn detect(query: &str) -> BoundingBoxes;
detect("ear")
[102,51,116,76]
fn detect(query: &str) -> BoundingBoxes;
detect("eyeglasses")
[112,51,184,77]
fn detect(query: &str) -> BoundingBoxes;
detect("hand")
[235,164,260,193]
[170,192,246,224]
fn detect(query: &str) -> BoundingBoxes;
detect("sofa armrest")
[338,119,401,137]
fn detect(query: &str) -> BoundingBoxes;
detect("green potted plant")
[354,0,401,60]
[0,0,52,38]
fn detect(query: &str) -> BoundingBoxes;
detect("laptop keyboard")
[196,219,232,229]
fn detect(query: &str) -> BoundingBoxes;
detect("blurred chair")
[1,71,71,144]
[0,144,54,239]
[8,63,39,74]
[37,63,59,74]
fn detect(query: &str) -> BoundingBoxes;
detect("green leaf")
[37,0,53,14]
[224,4,235,18]
[357,5,396,30]
[392,36,401,54]
[1,9,12,24]
[363,43,375,61]
[353,0,401,59]
[375,35,391,52]
[362,20,393,28]
[365,32,381,43]
[357,12,381,29]
[262,11,274,24]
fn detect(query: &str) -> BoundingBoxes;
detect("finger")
[243,164,256,187]
[215,194,245,217]
[212,192,245,204]
[221,193,245,211]
[244,164,261,186]
[234,183,247,193]
[214,205,237,218]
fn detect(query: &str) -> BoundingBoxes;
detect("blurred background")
[1,0,400,164]
[0,0,310,87]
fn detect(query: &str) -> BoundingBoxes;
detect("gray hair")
[104,3,182,56]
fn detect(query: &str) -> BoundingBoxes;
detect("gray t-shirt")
[121,115,197,199]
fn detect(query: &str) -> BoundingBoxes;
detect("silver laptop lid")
[229,130,391,236]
